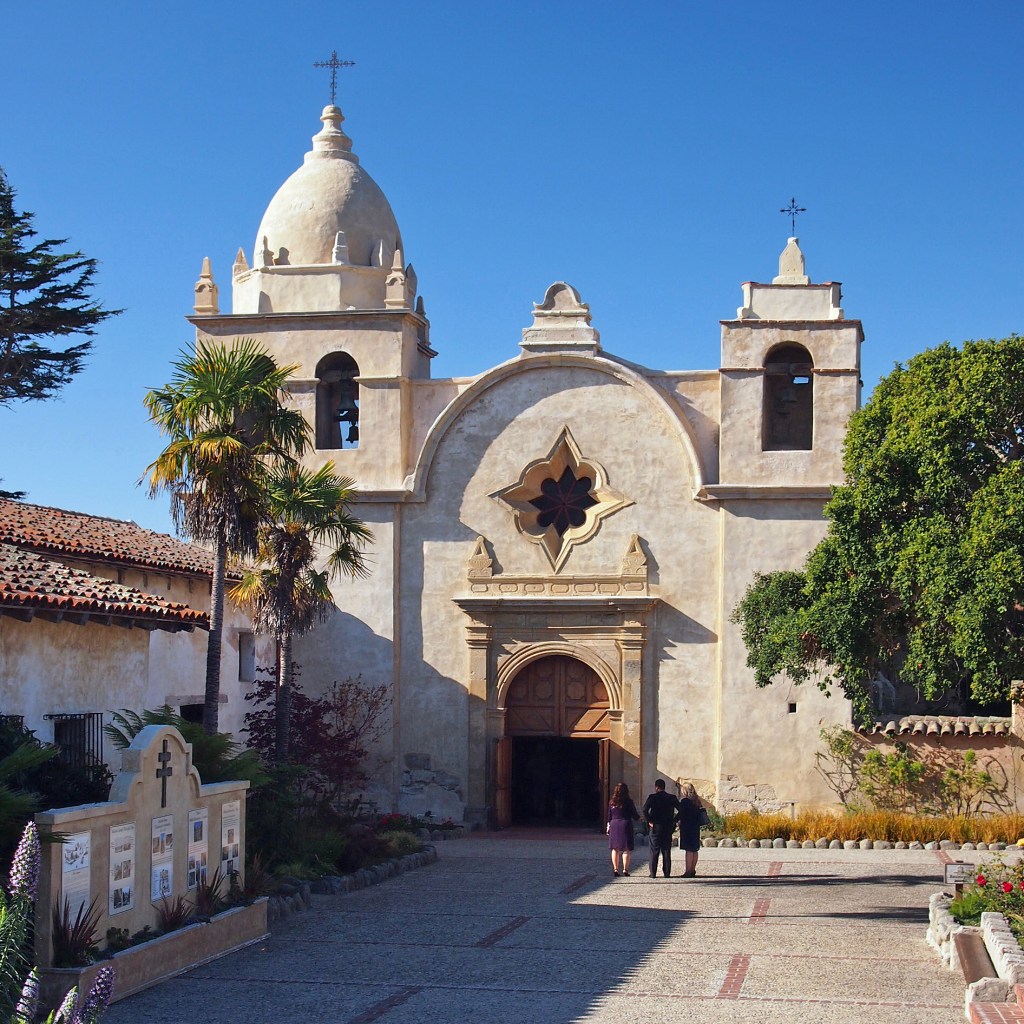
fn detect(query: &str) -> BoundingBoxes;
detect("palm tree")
[229,462,372,761]
[144,338,309,735]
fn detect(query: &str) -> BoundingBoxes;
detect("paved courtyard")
[103,831,971,1023]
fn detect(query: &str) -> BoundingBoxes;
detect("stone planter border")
[703,837,1013,850]
[928,891,1024,1013]
[38,898,268,1012]
[268,846,439,926]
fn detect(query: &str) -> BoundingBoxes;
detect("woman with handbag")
[677,782,705,877]
[606,782,640,877]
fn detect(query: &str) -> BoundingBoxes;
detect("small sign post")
[944,860,973,897]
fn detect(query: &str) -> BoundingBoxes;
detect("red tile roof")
[859,715,1011,737]
[0,543,208,631]
[0,498,219,577]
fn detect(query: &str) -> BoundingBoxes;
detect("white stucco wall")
[0,616,150,766]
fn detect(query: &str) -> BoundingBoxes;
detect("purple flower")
[52,985,78,1024]
[9,822,39,902]
[73,965,115,1024]
[15,968,39,1022]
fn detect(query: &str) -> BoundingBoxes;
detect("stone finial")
[232,247,249,278]
[1011,680,1024,738]
[193,256,219,315]
[308,104,357,164]
[415,296,426,316]
[404,262,418,308]
[621,535,647,578]
[385,248,406,309]
[332,231,350,265]
[772,237,810,285]
[260,236,275,268]
[520,282,601,354]
[467,536,494,578]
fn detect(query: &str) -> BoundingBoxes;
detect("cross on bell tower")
[780,197,806,236]
[313,50,356,105]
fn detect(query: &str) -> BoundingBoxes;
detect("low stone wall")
[704,837,1012,850]
[267,847,438,927]
[978,912,1024,994]
[927,891,968,970]
[928,893,1024,1012]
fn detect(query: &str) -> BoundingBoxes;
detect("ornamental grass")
[724,810,1024,845]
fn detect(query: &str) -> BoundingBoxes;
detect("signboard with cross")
[33,725,255,973]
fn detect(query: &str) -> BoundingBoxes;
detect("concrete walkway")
[102,831,971,1023]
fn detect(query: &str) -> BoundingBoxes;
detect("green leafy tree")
[0,167,120,498]
[229,463,372,761]
[732,336,1024,720]
[143,339,308,735]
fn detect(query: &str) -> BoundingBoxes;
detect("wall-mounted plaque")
[108,822,135,915]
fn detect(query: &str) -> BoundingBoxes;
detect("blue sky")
[2,1,1022,535]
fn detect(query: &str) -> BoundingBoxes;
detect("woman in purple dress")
[606,782,640,876]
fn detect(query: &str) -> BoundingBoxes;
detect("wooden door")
[495,737,512,828]
[505,656,609,737]
[598,737,611,819]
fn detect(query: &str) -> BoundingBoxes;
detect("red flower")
[977,875,988,886]
[1003,882,1014,893]
[1019,882,1024,890]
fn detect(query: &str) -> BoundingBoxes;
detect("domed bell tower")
[187,103,435,492]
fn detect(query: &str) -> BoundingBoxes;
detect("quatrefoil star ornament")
[491,426,632,571]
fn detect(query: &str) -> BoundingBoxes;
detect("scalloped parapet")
[520,281,601,354]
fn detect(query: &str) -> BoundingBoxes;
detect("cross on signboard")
[155,739,173,808]
[313,50,356,105]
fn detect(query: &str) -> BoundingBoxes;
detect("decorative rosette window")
[491,427,632,570]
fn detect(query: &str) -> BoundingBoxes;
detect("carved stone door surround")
[454,543,657,825]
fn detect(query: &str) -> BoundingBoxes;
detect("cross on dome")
[313,50,355,105]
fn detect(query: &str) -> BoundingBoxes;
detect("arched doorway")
[499,655,610,827]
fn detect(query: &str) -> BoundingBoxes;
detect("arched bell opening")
[315,351,360,449]
[763,343,814,451]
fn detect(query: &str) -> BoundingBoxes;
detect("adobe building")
[0,500,271,765]
[189,102,863,827]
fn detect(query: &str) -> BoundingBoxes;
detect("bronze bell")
[335,390,358,419]
[347,421,359,444]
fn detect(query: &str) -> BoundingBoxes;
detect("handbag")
[698,805,711,829]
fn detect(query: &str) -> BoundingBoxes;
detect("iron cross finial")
[780,197,807,236]
[313,50,356,105]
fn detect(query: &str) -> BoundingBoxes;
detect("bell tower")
[718,238,862,488]
[187,103,435,491]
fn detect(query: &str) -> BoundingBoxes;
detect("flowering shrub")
[375,814,422,833]
[950,857,1024,941]
[1,823,115,1022]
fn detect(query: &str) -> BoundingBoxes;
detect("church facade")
[189,103,862,827]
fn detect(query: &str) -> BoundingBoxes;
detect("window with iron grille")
[45,712,104,769]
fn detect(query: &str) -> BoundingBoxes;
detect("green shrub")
[380,832,422,858]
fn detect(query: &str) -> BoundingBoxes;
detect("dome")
[254,105,401,269]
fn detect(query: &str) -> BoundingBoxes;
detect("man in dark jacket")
[642,779,679,878]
